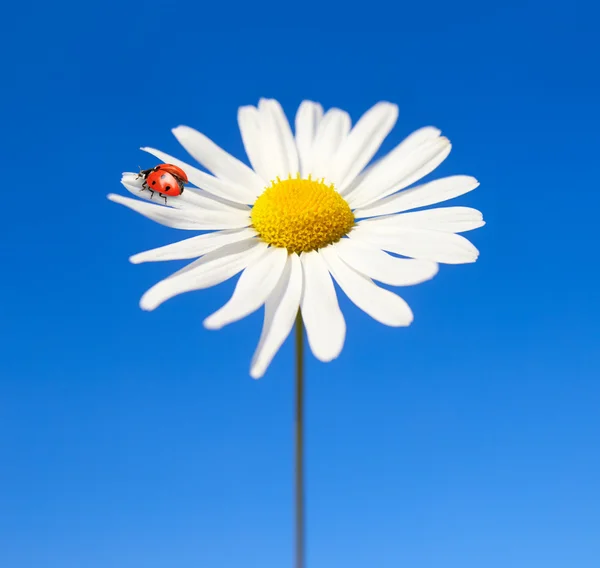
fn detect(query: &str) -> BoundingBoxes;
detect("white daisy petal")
[351,225,479,264]
[320,245,413,327]
[257,98,299,181]
[349,136,451,209]
[129,228,258,264]
[250,253,303,379]
[329,102,399,192]
[204,246,288,330]
[295,100,324,178]
[142,147,256,205]
[121,172,248,213]
[238,105,271,183]
[338,157,382,198]
[182,186,251,212]
[140,240,267,311]
[108,193,251,231]
[308,108,352,182]
[353,175,480,218]
[333,238,438,286]
[387,126,441,154]
[379,140,452,199]
[172,125,266,196]
[359,207,485,233]
[299,251,346,362]
[342,126,441,199]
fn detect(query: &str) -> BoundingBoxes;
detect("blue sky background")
[1,2,599,567]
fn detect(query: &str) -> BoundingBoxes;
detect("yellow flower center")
[251,176,355,254]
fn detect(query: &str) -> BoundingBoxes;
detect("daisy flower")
[109,99,484,378]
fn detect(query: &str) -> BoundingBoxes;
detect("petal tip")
[376,100,397,109]
[258,97,274,107]
[238,105,256,116]
[299,99,321,109]
[314,351,342,364]
[172,125,192,137]
[384,101,399,114]
[393,313,414,328]
[121,172,140,183]
[427,261,440,280]
[249,357,266,379]
[139,294,158,311]
[202,316,222,330]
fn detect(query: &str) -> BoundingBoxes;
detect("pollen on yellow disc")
[251,175,355,254]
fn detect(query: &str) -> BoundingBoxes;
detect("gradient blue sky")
[1,2,599,568]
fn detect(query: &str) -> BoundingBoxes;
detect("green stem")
[295,311,305,568]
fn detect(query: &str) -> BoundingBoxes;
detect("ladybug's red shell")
[144,170,184,196]
[154,163,189,184]
[138,163,187,202]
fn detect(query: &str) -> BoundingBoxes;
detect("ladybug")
[137,164,188,203]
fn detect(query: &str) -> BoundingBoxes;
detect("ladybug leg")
[161,195,168,205]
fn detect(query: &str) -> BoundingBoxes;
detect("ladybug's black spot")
[166,185,171,190]
[151,180,156,185]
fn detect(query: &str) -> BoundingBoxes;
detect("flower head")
[109,99,484,378]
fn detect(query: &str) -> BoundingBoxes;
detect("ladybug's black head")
[139,167,154,178]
